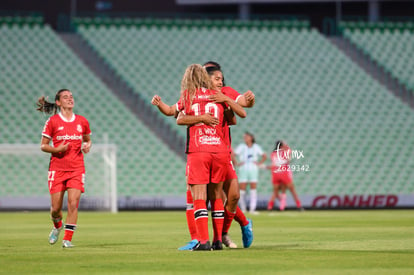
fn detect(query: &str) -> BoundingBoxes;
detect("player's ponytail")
[36,89,70,114]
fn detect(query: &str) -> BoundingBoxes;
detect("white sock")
[250,189,257,212]
[239,190,247,212]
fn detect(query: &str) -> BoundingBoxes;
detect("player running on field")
[37,89,92,248]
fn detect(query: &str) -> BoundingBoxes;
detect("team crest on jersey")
[77,124,82,133]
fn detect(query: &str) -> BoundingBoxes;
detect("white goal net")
[0,143,117,213]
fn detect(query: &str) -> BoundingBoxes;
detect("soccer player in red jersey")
[205,66,253,249]
[36,89,92,248]
[267,140,303,211]
[175,64,230,251]
[179,65,250,250]
[151,62,254,116]
[151,62,255,250]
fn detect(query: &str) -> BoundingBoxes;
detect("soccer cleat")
[192,241,211,251]
[241,218,253,248]
[212,241,223,250]
[178,239,199,251]
[48,225,63,245]
[62,240,75,248]
[222,234,238,248]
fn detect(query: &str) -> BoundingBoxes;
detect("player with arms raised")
[37,89,92,248]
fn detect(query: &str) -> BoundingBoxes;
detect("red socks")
[296,199,302,208]
[222,208,236,235]
[51,216,63,229]
[194,200,209,244]
[267,200,274,211]
[63,224,76,241]
[185,190,198,240]
[234,206,249,227]
[211,199,224,243]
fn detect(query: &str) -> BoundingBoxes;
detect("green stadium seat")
[0,22,186,198]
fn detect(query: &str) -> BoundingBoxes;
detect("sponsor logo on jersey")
[58,126,64,131]
[199,136,221,145]
[56,134,83,141]
[77,124,82,132]
[198,128,217,135]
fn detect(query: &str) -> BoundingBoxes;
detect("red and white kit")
[42,113,91,193]
[221,86,242,181]
[177,88,228,184]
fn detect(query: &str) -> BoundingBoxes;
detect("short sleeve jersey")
[221,86,242,150]
[42,113,91,171]
[235,143,264,170]
[177,88,228,153]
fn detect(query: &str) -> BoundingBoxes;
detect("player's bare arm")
[40,136,69,154]
[224,108,237,126]
[82,134,92,154]
[255,153,267,165]
[176,111,219,126]
[209,91,247,118]
[151,95,176,116]
[232,153,243,167]
[237,90,255,108]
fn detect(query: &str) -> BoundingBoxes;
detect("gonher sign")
[312,195,398,208]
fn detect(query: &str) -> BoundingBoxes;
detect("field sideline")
[0,210,413,274]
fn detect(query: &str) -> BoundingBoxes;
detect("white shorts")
[237,165,259,183]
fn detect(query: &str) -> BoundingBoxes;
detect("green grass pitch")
[0,210,413,274]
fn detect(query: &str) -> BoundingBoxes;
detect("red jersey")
[222,86,242,104]
[177,88,228,153]
[42,113,91,171]
[221,86,242,150]
[270,146,291,173]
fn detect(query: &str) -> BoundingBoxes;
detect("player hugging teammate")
[152,61,255,251]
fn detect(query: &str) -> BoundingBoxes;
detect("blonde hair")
[180,64,212,112]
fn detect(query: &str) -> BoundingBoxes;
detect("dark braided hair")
[203,61,225,86]
[203,61,221,70]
